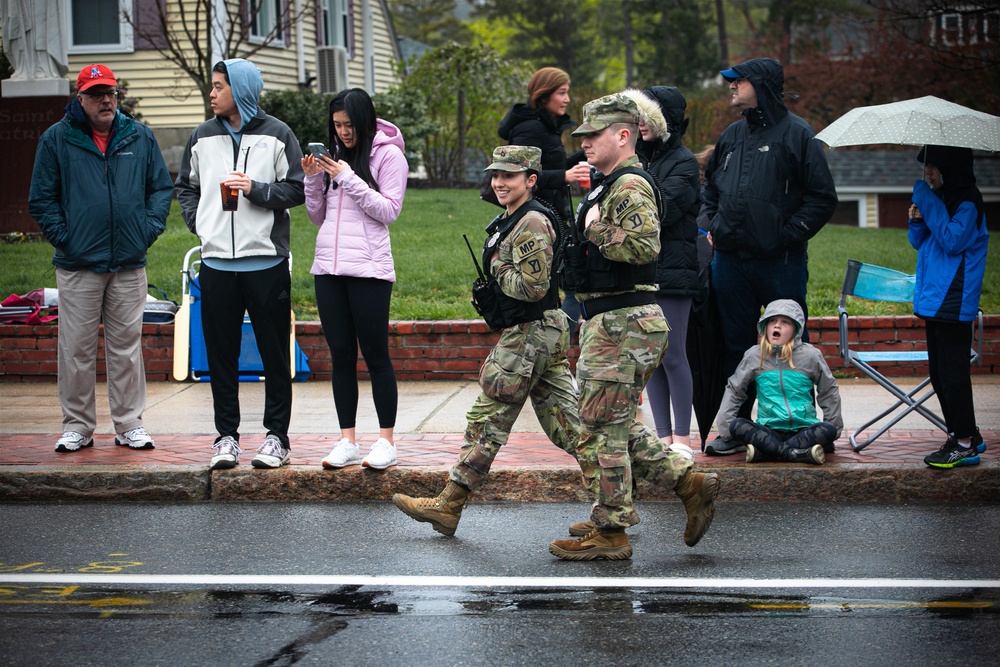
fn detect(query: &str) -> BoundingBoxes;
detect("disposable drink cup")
[578,162,591,189]
[219,176,239,212]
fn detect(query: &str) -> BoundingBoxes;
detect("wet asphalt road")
[2,501,999,666]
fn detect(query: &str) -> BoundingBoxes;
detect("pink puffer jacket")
[305,119,407,281]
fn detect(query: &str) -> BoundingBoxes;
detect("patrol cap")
[571,93,640,136]
[484,145,542,172]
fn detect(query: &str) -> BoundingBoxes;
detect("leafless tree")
[124,0,310,119]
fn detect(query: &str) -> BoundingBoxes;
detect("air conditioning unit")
[316,46,349,95]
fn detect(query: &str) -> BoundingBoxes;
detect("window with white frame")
[320,0,349,49]
[69,0,134,54]
[972,8,999,42]
[930,6,1000,46]
[250,0,285,44]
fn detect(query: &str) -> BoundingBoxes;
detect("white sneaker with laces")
[252,434,290,469]
[115,427,155,450]
[362,438,398,470]
[210,435,242,470]
[321,438,361,469]
[55,431,93,453]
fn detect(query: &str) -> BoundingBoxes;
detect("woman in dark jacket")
[498,67,590,335]
[622,86,701,449]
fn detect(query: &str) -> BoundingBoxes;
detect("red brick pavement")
[4,430,996,468]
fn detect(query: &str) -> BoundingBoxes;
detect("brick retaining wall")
[1,315,998,382]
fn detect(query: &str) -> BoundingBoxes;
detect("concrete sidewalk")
[2,377,998,502]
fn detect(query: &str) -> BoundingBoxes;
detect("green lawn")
[4,188,997,320]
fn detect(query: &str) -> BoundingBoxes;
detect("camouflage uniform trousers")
[575,302,694,529]
[450,309,581,491]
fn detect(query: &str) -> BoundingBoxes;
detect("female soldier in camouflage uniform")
[392,146,583,536]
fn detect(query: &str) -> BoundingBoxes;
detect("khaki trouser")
[56,267,147,437]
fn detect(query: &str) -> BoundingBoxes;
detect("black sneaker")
[705,437,746,456]
[924,438,981,469]
[972,429,986,455]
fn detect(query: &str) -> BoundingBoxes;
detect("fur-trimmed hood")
[621,88,668,141]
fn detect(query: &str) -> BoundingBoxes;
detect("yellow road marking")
[751,601,993,610]
[0,597,148,607]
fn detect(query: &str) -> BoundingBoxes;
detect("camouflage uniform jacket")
[489,206,557,304]
[578,155,660,301]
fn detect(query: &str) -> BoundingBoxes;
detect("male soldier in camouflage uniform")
[393,146,583,536]
[549,94,721,560]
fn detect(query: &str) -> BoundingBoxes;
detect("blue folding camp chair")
[172,246,310,382]
[838,259,982,451]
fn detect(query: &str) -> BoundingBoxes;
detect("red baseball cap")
[76,64,117,92]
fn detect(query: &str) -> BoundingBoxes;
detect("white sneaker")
[55,431,93,453]
[252,434,290,469]
[362,438,398,470]
[210,435,242,470]
[115,427,155,450]
[321,438,361,469]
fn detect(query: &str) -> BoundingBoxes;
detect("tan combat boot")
[392,481,471,536]
[549,528,632,560]
[674,471,720,547]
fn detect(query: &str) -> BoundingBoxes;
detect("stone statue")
[1,0,68,81]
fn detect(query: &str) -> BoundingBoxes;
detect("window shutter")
[346,0,354,57]
[134,0,169,50]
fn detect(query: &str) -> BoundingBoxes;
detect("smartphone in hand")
[308,142,333,160]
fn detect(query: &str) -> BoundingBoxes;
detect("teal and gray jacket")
[715,299,844,439]
[28,100,173,272]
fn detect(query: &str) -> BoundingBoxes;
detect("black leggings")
[925,318,977,439]
[199,261,292,446]
[315,274,397,429]
[730,418,838,461]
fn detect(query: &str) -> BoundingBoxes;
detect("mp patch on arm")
[610,180,657,234]
[512,229,548,281]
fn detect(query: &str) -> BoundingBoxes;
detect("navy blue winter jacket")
[28,100,173,272]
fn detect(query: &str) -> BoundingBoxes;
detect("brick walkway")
[5,430,996,469]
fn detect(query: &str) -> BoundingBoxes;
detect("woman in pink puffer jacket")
[302,88,408,471]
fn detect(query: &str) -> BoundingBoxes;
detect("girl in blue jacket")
[909,145,989,469]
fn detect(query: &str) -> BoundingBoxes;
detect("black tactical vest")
[474,199,561,330]
[559,166,659,293]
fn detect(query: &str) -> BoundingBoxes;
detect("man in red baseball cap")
[74,64,118,139]
[28,62,173,455]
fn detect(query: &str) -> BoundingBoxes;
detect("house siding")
[346,0,399,93]
[61,0,398,130]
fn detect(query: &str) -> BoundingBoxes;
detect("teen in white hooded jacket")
[302,88,408,470]
[175,58,305,472]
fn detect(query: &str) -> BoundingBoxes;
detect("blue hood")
[222,58,264,129]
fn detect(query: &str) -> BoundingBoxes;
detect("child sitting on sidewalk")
[714,299,843,464]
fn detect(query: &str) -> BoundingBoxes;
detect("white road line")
[2,574,1000,589]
